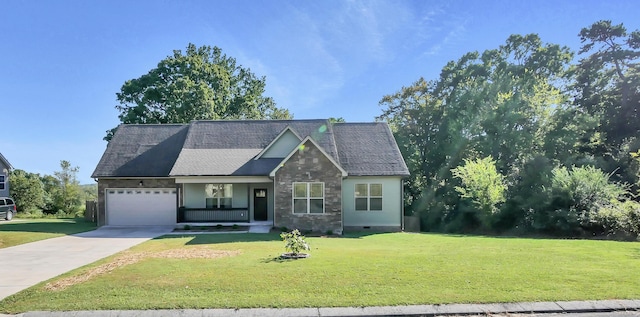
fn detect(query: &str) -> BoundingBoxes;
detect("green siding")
[262,130,300,158]
[342,176,402,227]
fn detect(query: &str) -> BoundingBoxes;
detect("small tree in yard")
[280,229,310,258]
[452,156,507,228]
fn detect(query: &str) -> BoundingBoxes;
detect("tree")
[575,20,640,146]
[52,160,83,215]
[40,174,60,213]
[572,21,640,187]
[379,34,572,229]
[8,169,45,213]
[106,43,292,140]
[451,156,506,228]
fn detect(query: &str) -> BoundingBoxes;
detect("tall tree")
[575,20,640,146]
[573,20,640,186]
[53,160,82,215]
[106,43,292,140]
[9,169,45,213]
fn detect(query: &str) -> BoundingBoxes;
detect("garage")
[106,188,177,226]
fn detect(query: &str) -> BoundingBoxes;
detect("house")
[0,153,12,197]
[91,119,409,233]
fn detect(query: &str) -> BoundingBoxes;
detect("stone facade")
[97,178,177,226]
[274,140,343,234]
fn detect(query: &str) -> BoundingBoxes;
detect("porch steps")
[248,225,272,233]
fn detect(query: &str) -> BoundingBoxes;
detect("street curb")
[6,299,640,317]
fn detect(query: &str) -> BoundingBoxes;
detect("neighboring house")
[92,119,409,233]
[0,153,12,197]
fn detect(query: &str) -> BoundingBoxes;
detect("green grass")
[0,218,97,248]
[1,232,640,313]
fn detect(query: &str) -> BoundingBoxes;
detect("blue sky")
[1,0,638,184]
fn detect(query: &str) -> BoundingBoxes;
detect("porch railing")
[178,207,250,222]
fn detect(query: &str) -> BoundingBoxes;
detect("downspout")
[272,176,277,228]
[401,178,405,232]
[340,176,345,235]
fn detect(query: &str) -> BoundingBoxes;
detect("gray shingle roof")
[333,122,409,176]
[169,149,281,176]
[92,120,409,178]
[181,120,338,158]
[0,152,12,170]
[91,124,189,177]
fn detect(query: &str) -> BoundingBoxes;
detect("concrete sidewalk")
[3,299,639,317]
[0,226,172,301]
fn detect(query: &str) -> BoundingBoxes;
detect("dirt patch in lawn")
[44,247,241,291]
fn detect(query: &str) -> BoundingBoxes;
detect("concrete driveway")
[0,226,172,301]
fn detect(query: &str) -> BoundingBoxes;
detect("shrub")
[280,229,310,256]
[16,209,45,219]
[594,200,640,239]
[451,156,506,229]
[500,155,554,232]
[549,165,626,232]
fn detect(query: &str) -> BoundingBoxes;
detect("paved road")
[0,226,172,300]
[0,301,638,317]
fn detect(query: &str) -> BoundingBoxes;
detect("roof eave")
[0,153,13,170]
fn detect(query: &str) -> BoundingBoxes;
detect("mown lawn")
[1,232,640,313]
[0,218,96,248]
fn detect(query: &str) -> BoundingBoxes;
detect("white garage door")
[106,188,177,226]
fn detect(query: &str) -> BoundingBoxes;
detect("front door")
[254,188,268,221]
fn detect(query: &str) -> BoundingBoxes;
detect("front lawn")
[1,232,640,313]
[0,218,97,248]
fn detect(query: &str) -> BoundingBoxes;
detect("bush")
[280,229,310,256]
[500,155,554,232]
[549,165,626,233]
[594,200,640,239]
[451,156,506,229]
[16,209,45,219]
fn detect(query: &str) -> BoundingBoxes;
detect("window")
[0,175,4,190]
[355,183,383,211]
[293,182,324,214]
[205,184,233,209]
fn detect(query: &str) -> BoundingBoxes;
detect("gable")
[0,153,11,173]
[270,137,347,177]
[259,128,302,159]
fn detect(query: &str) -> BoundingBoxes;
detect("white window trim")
[355,183,383,211]
[0,174,4,191]
[292,182,325,214]
[205,184,233,209]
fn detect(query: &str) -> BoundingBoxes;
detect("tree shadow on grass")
[260,256,293,263]
[156,231,394,245]
[154,233,282,245]
[0,219,96,234]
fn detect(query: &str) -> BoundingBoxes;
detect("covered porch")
[176,176,274,224]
